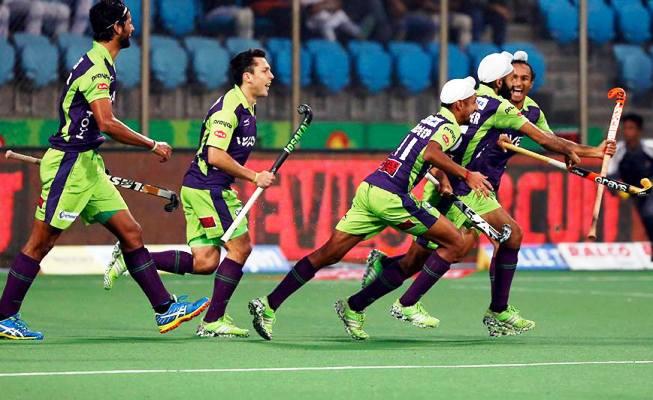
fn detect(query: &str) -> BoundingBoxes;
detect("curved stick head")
[607,87,626,105]
[498,224,512,243]
[636,178,653,197]
[297,104,313,124]
[164,193,179,212]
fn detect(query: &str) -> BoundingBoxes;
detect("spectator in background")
[608,114,653,259]
[464,0,510,46]
[0,1,9,38]
[5,0,70,36]
[303,0,366,42]
[248,0,291,36]
[200,0,254,39]
[387,0,472,48]
[58,0,93,35]
[344,0,392,43]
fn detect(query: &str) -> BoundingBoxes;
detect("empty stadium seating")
[0,39,15,86]
[425,43,471,80]
[157,0,198,37]
[184,36,229,90]
[115,42,142,89]
[305,39,350,93]
[615,2,651,44]
[466,42,500,74]
[348,40,391,93]
[387,41,432,94]
[56,33,91,73]
[150,35,189,89]
[613,44,653,94]
[544,1,579,44]
[13,33,58,87]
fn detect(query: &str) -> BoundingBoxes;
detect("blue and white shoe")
[0,314,44,340]
[155,295,210,334]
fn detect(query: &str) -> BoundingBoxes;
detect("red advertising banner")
[0,150,646,263]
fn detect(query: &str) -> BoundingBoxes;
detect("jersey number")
[394,137,418,161]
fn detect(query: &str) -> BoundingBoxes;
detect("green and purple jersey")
[449,84,529,196]
[50,41,116,152]
[365,107,462,194]
[183,85,257,190]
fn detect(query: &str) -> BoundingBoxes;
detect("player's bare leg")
[197,234,251,338]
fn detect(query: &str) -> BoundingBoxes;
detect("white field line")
[0,360,652,378]
[453,284,653,298]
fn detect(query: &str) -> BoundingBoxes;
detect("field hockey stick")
[587,88,627,240]
[4,149,179,212]
[220,104,313,243]
[425,172,512,243]
[497,140,653,196]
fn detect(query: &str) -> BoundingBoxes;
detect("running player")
[0,0,209,341]
[248,77,491,341]
[359,51,615,337]
[104,49,276,338]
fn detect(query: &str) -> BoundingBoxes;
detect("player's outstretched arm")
[423,142,492,196]
[559,138,616,159]
[90,98,171,162]
[207,147,274,188]
[520,121,581,165]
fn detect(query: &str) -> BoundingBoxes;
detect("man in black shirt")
[608,113,653,256]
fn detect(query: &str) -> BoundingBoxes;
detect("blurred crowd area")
[0,0,520,47]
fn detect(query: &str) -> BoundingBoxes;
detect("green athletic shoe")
[361,249,387,288]
[334,299,370,340]
[482,305,535,337]
[248,297,276,340]
[390,300,440,328]
[196,314,249,338]
[103,242,127,290]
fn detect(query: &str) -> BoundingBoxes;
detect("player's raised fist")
[255,170,275,188]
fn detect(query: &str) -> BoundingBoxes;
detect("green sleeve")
[535,110,552,133]
[78,65,111,103]
[205,108,238,151]
[494,100,529,130]
[430,124,460,153]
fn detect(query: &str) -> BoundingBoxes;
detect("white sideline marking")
[1,360,652,378]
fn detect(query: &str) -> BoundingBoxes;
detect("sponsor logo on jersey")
[476,97,489,110]
[214,120,233,129]
[97,82,109,90]
[379,158,402,177]
[237,136,256,147]
[214,130,227,139]
[243,118,251,127]
[58,211,79,221]
[91,73,111,81]
[505,105,516,114]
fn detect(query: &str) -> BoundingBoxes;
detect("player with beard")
[359,51,615,337]
[0,0,210,341]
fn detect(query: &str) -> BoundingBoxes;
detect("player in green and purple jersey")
[362,51,616,337]
[104,49,276,338]
[0,0,209,341]
[247,77,493,341]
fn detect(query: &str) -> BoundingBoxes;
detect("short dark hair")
[230,49,267,86]
[622,113,644,130]
[90,0,129,42]
[511,60,536,81]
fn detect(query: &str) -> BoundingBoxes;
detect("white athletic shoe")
[103,242,127,290]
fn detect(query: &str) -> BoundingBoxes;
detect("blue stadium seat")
[502,42,547,92]
[614,3,651,44]
[588,2,615,45]
[271,48,313,87]
[347,41,391,93]
[466,42,500,71]
[156,0,198,37]
[538,0,567,13]
[305,39,350,93]
[545,2,578,44]
[0,39,15,86]
[425,43,471,80]
[150,35,188,89]
[266,37,291,55]
[387,41,432,94]
[124,0,154,37]
[613,44,653,94]
[115,42,141,89]
[56,33,91,73]
[12,33,58,88]
[184,36,229,90]
[225,37,265,56]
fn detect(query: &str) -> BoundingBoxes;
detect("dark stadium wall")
[0,151,646,264]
